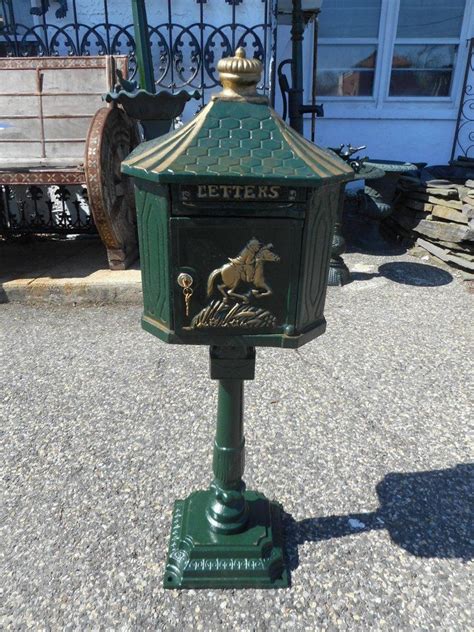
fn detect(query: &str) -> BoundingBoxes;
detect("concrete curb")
[0,277,143,305]
[0,238,143,305]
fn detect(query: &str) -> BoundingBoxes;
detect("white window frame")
[305,0,474,120]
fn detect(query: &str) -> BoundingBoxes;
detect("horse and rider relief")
[190,238,281,330]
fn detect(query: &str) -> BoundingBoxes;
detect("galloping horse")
[207,240,280,303]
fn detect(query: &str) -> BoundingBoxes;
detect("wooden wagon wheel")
[85,105,141,270]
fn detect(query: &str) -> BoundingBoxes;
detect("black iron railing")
[452,37,474,160]
[0,0,277,110]
[0,184,94,235]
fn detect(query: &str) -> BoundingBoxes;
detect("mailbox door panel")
[171,217,303,336]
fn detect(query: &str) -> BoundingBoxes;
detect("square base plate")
[164,489,288,589]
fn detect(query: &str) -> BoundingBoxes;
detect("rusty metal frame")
[0,169,86,186]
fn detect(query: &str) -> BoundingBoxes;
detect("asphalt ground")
[1,249,473,630]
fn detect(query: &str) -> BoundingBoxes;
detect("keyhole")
[177,272,193,289]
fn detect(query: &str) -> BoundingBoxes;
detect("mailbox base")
[163,489,288,589]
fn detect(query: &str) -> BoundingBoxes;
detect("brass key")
[177,273,194,317]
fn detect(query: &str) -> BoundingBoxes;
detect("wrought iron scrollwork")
[79,24,109,57]
[48,25,77,56]
[147,26,169,84]
[171,24,201,88]
[203,27,232,87]
[0,184,95,235]
[0,0,275,102]
[452,38,474,160]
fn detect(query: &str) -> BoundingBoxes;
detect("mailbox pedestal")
[164,346,287,589]
[123,48,353,589]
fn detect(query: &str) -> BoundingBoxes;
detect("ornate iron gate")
[452,37,474,160]
[0,0,277,108]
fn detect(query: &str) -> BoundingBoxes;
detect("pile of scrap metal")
[388,159,474,276]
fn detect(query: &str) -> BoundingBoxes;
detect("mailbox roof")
[122,99,353,186]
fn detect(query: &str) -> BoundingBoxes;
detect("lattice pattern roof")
[122,99,353,186]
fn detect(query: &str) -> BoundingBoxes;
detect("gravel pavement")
[1,249,473,631]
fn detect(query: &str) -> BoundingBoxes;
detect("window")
[316,0,469,100]
[317,0,382,97]
[390,0,466,97]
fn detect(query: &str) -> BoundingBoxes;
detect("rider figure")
[229,238,261,284]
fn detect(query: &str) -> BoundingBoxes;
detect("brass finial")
[216,47,265,101]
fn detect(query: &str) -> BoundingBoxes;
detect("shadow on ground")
[343,210,409,257]
[350,261,453,287]
[283,464,473,583]
[0,236,108,283]
[379,262,453,286]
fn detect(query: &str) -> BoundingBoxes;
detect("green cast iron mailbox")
[122,49,353,589]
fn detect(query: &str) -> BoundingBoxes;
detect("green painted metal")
[327,187,351,287]
[135,185,171,326]
[164,347,288,589]
[126,55,353,349]
[131,0,156,93]
[125,49,355,589]
[122,100,353,186]
[134,173,329,348]
[105,88,201,142]
[207,378,248,535]
[141,313,326,348]
[164,490,287,589]
[295,184,340,330]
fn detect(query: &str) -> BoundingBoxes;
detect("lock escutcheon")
[177,272,193,289]
[177,272,194,317]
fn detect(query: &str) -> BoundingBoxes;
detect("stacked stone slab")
[389,176,474,274]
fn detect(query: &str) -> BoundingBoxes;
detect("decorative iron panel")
[0,183,95,234]
[452,37,474,160]
[0,0,277,112]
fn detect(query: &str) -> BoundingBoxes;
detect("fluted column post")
[206,346,255,534]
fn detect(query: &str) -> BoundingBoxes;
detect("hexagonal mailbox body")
[123,61,352,350]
